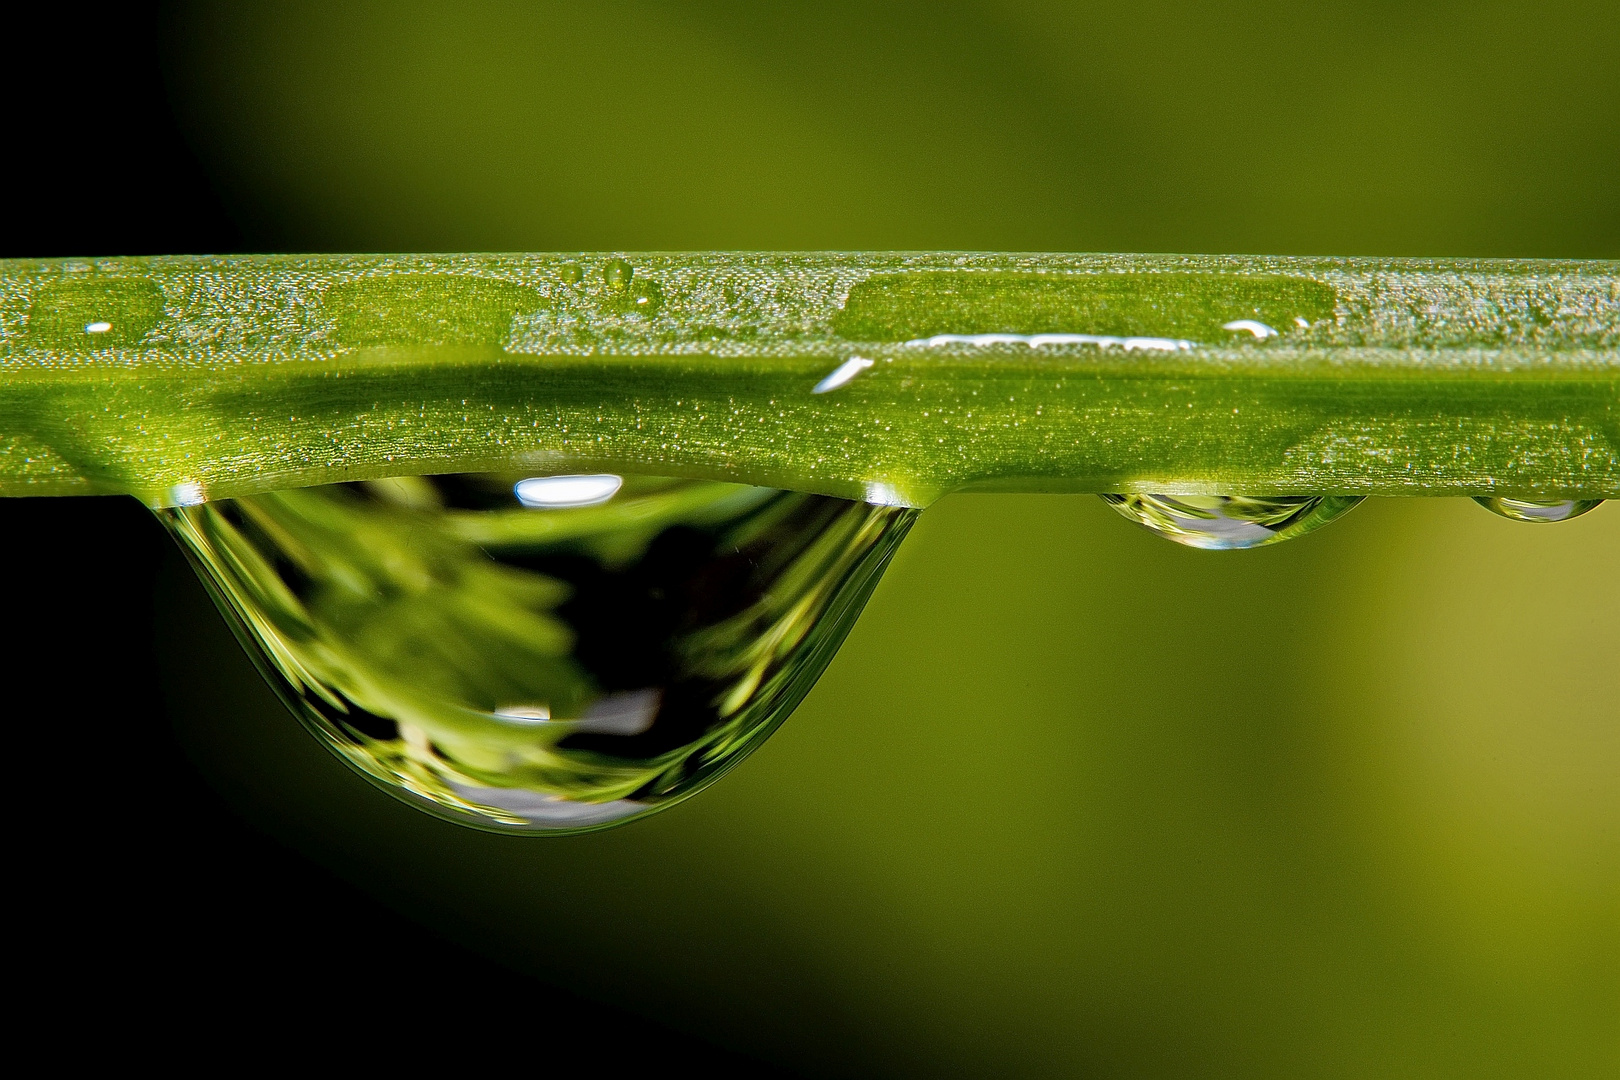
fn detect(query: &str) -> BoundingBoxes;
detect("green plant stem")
[1,252,1614,506]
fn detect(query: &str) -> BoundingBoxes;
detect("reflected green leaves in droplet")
[1472,497,1604,523]
[1100,493,1364,550]
[160,474,915,831]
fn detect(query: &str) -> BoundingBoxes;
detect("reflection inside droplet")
[514,473,623,508]
[494,704,553,723]
[159,473,917,832]
[576,689,661,735]
[1473,496,1604,523]
[1222,319,1276,339]
[84,321,113,334]
[813,356,874,393]
[1101,493,1363,550]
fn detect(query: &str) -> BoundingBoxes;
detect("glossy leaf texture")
[1,252,1615,506]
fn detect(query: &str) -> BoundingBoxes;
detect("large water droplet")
[1100,493,1362,550]
[1472,496,1603,523]
[159,474,916,832]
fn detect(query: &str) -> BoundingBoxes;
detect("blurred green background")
[149,2,1620,1075]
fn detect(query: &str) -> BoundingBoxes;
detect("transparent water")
[159,478,1606,832]
[160,473,916,832]
[1099,493,1364,550]
[1472,497,1604,523]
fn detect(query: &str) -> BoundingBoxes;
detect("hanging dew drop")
[1100,493,1363,550]
[1472,497,1604,523]
[158,473,916,832]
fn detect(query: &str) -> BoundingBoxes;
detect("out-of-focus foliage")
[167,0,1620,258]
[156,2,1619,1076]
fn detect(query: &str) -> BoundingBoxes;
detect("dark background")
[8,3,1617,1075]
[6,3,781,1070]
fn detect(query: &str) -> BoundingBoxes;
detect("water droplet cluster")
[160,472,1608,834]
[1102,492,1605,549]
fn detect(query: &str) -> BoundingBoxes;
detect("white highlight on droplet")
[514,473,623,508]
[494,691,661,735]
[448,782,645,825]
[168,481,206,506]
[494,704,552,723]
[903,333,1193,352]
[812,356,875,393]
[864,481,911,507]
[575,689,661,735]
[84,321,112,334]
[1294,316,1311,329]
[1222,320,1277,339]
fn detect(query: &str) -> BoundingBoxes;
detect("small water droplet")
[1100,493,1362,550]
[1222,319,1276,339]
[836,271,1339,342]
[1473,497,1603,523]
[598,259,663,316]
[159,473,916,832]
[326,275,538,347]
[27,277,164,346]
[603,259,634,291]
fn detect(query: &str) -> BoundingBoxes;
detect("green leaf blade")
[1,252,1615,505]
